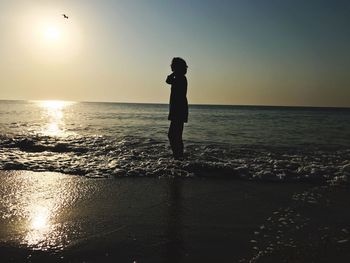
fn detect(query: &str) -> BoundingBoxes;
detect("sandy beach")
[0,170,349,262]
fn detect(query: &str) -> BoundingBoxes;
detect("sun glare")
[34,100,76,137]
[30,19,67,50]
[38,100,74,110]
[18,7,81,61]
[31,207,50,230]
[44,26,61,42]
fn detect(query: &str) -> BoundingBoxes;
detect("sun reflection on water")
[35,100,76,137]
[13,172,75,250]
[31,207,50,230]
[25,205,53,247]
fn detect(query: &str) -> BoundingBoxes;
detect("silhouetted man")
[166,57,188,159]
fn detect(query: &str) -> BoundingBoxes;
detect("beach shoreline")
[0,170,349,262]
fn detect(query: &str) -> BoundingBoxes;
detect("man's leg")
[168,121,176,156]
[177,122,184,157]
[168,121,184,158]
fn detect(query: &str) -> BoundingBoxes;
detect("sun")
[43,26,61,42]
[31,20,66,51]
[17,7,81,61]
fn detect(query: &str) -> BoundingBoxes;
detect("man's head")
[171,57,188,75]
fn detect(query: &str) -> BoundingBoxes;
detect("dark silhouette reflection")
[166,58,188,159]
[164,178,185,263]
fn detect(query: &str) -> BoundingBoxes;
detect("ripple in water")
[0,100,350,185]
[0,133,349,185]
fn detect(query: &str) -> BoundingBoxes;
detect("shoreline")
[0,170,349,262]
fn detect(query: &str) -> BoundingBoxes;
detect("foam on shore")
[1,134,349,184]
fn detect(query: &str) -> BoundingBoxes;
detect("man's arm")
[166,73,175,84]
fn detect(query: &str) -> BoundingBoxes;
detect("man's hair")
[171,57,188,74]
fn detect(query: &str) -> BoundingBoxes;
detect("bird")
[62,14,68,19]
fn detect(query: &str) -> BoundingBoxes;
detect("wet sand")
[0,171,349,262]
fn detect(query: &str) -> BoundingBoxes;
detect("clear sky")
[1,0,349,107]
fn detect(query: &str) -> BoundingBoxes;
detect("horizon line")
[0,99,349,109]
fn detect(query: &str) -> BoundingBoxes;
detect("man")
[166,57,188,159]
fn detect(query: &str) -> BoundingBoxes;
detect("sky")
[0,0,349,107]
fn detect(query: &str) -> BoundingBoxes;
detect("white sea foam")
[0,133,349,184]
[1,101,349,183]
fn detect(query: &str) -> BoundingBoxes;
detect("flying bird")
[62,14,68,19]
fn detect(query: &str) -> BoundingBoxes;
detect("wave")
[0,134,349,184]
[3,137,89,153]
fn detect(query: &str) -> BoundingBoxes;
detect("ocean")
[0,100,349,183]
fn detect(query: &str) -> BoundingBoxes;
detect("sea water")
[0,100,349,183]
